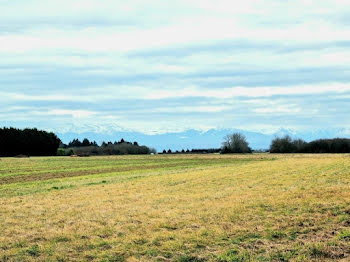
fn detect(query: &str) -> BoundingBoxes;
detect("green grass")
[0,154,349,261]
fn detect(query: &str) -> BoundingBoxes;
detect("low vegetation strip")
[0,162,224,185]
[0,154,349,261]
[0,156,268,185]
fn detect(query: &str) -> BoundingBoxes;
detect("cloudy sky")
[1,0,350,135]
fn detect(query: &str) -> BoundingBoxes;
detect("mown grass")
[0,154,349,261]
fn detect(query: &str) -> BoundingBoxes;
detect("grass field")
[0,154,349,261]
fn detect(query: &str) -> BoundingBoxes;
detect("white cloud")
[153,105,231,113]
[46,109,96,118]
[144,83,350,100]
[1,82,350,108]
[253,106,302,114]
[1,0,350,133]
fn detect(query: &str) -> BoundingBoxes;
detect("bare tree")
[222,133,251,153]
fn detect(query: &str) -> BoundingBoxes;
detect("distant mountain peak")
[57,127,350,151]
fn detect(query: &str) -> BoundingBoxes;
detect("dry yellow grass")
[0,154,349,261]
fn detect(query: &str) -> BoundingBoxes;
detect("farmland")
[0,154,349,261]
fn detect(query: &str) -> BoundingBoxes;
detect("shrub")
[57,148,66,156]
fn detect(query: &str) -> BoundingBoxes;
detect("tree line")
[220,133,350,154]
[269,135,350,153]
[59,138,156,156]
[0,127,60,157]
[0,128,154,157]
[161,148,221,154]
[62,135,350,155]
[1,127,350,157]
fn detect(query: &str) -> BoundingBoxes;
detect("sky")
[1,0,350,135]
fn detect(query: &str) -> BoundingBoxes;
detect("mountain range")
[57,128,350,151]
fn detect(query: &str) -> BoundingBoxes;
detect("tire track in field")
[0,161,230,185]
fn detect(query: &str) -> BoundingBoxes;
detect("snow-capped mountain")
[57,127,350,152]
